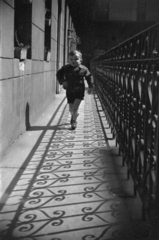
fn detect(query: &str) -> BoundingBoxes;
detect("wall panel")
[0,0,62,157]
[109,0,138,21]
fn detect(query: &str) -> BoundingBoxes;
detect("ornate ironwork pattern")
[0,93,142,239]
[91,22,159,223]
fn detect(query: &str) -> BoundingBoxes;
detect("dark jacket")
[56,64,93,94]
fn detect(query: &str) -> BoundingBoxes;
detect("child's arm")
[85,74,93,88]
[85,68,94,93]
[56,67,65,85]
[56,67,68,89]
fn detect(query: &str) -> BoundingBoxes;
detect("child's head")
[68,50,82,67]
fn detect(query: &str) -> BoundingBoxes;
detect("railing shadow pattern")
[0,93,139,240]
[91,22,159,224]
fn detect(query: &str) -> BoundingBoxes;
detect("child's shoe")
[71,120,77,130]
[70,116,73,124]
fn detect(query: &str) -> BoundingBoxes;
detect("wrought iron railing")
[91,22,159,223]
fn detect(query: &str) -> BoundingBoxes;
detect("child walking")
[56,50,93,130]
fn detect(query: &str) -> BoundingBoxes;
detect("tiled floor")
[0,92,157,240]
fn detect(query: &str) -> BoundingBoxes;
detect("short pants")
[66,90,84,104]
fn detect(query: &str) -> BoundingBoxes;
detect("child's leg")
[69,103,73,115]
[69,103,74,123]
[72,99,82,122]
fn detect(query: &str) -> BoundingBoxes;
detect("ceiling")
[67,0,94,36]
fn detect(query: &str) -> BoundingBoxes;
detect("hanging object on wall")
[44,50,51,62]
[45,8,51,26]
[19,61,25,71]
[14,0,32,60]
[44,0,52,61]
[68,29,80,44]
[45,18,51,26]
[14,47,28,60]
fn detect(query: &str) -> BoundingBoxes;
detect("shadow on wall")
[25,102,30,130]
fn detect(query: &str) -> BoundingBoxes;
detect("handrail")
[91,22,159,223]
[91,22,159,62]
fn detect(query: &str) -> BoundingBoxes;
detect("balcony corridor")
[1,90,157,240]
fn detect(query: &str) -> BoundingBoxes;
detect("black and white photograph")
[0,0,159,239]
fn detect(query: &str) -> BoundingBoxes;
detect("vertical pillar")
[155,73,159,220]
[68,15,71,54]
[56,0,62,94]
[51,0,58,95]
[60,0,65,66]
[56,0,66,93]
[64,5,69,64]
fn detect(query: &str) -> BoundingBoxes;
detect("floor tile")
[0,93,147,240]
